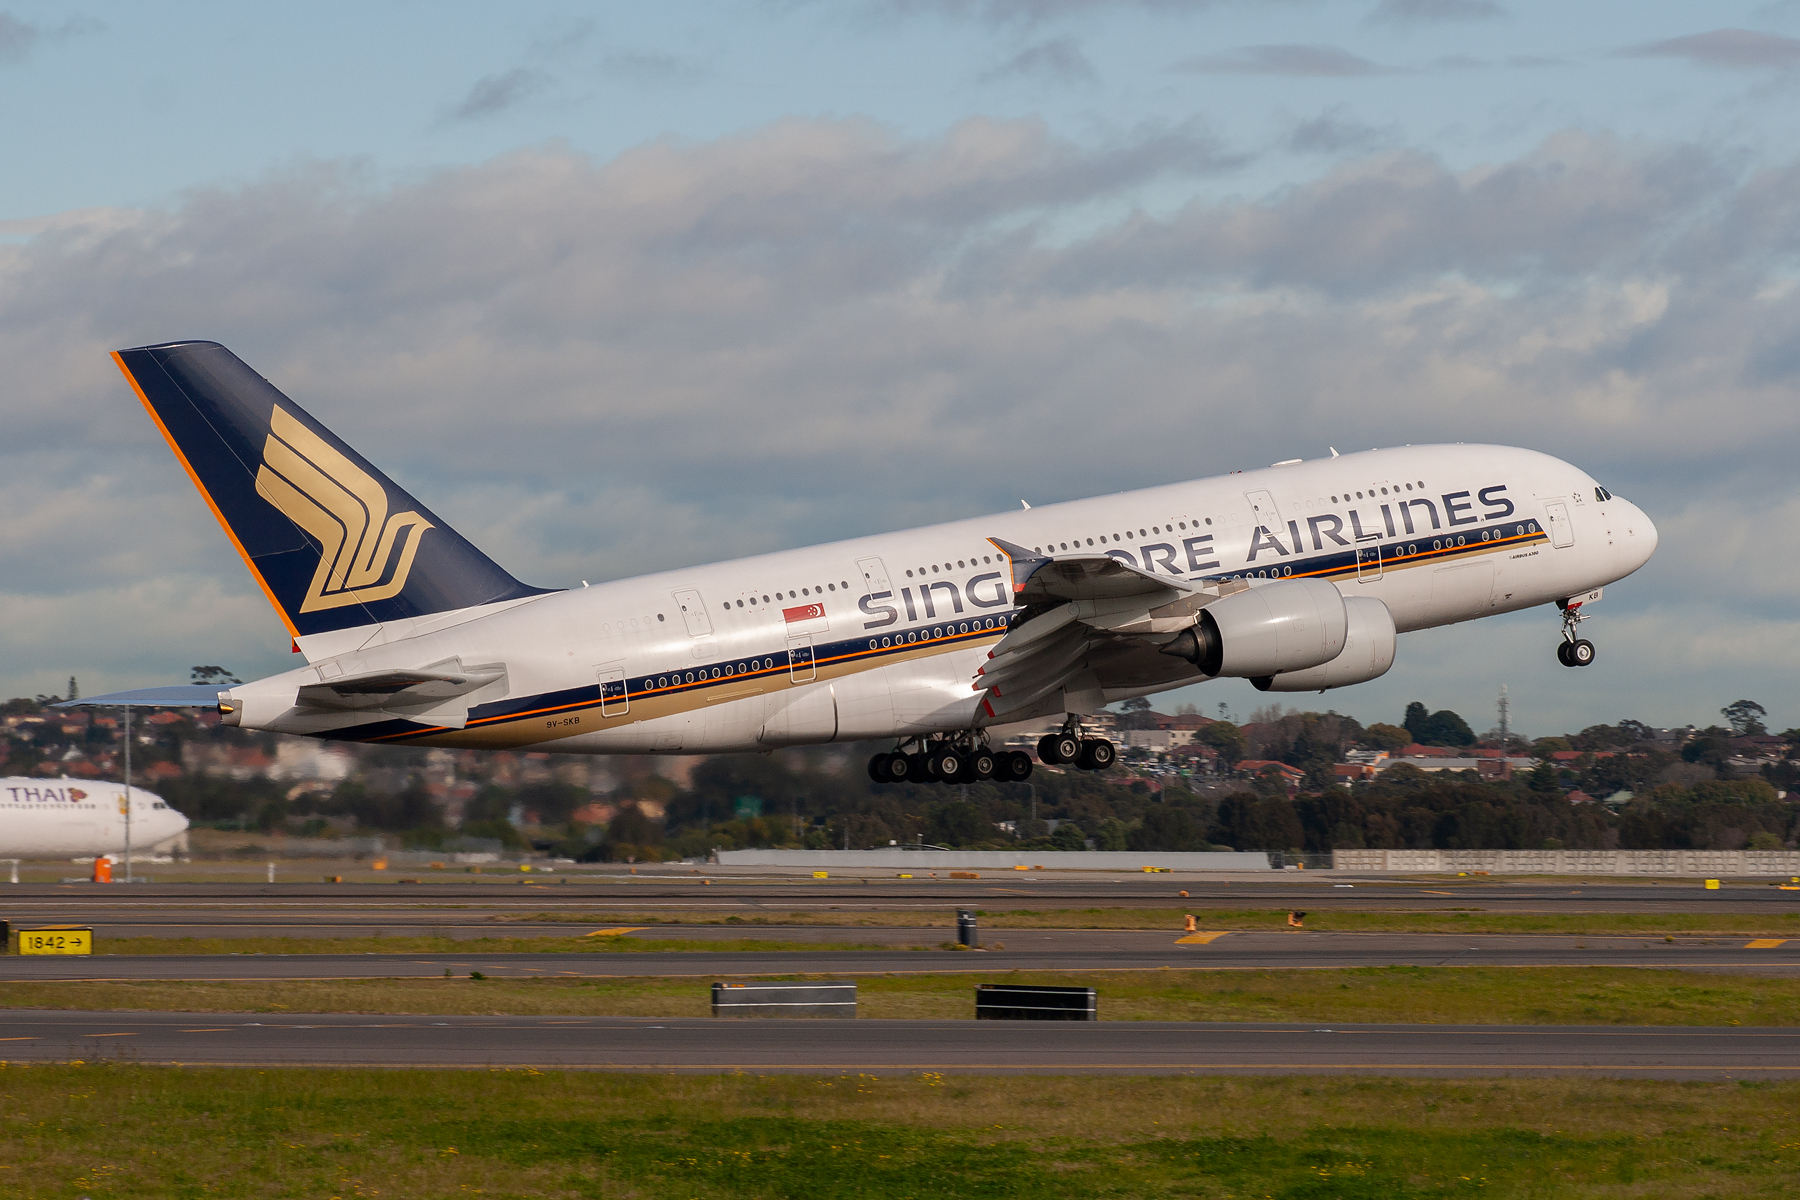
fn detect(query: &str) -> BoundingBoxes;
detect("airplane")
[63,341,1657,786]
[0,776,189,858]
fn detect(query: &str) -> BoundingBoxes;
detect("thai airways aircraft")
[67,342,1656,785]
[0,777,189,857]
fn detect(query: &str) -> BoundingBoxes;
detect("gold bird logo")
[254,405,433,612]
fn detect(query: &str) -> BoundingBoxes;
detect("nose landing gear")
[1555,599,1596,668]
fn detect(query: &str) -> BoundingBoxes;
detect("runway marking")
[1177,933,1231,944]
[1417,890,1457,895]
[0,1037,38,1041]
[83,1033,136,1038]
[1746,939,1789,948]
[584,927,646,937]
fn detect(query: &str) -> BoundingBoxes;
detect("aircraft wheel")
[867,753,893,783]
[969,750,997,781]
[1039,733,1081,764]
[906,752,931,781]
[928,748,962,780]
[1077,738,1117,771]
[1570,639,1596,667]
[1003,750,1034,781]
[887,753,913,783]
[1556,642,1574,667]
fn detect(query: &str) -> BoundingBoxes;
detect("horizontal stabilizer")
[295,666,505,711]
[55,686,227,708]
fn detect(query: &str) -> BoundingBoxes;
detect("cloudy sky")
[3,0,1799,738]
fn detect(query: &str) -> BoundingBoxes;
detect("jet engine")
[1161,577,1348,678]
[1252,596,1396,692]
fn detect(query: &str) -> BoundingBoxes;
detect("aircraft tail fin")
[114,341,553,641]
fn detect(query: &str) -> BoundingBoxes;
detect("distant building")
[1117,730,1195,751]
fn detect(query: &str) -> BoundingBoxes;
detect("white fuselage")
[0,777,190,857]
[226,444,1656,754]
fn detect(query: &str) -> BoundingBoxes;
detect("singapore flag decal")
[783,601,829,635]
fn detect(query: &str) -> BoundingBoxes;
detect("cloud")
[0,11,100,65]
[1625,28,1800,70]
[3,119,1799,731]
[443,67,551,123]
[601,51,706,85]
[1173,44,1389,76]
[1365,0,1504,25]
[1287,111,1394,153]
[981,36,1097,82]
[862,0,1233,25]
[1030,134,1732,295]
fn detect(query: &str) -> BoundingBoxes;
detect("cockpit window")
[1595,487,1612,502]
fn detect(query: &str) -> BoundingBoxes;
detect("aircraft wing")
[55,686,228,708]
[975,538,1212,719]
[989,537,1191,607]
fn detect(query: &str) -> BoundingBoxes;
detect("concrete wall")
[715,849,1271,871]
[1331,848,1800,875]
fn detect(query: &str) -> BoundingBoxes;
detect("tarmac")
[2,1009,1795,1077]
[2,929,1795,980]
[3,876,1799,940]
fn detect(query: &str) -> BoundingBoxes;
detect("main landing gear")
[1555,599,1596,668]
[867,735,1033,786]
[868,718,1119,785]
[1037,716,1117,772]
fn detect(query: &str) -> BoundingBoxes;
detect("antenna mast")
[1497,684,1510,751]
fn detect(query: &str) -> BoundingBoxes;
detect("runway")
[3,930,1795,980]
[3,876,1797,940]
[2,1009,1794,1077]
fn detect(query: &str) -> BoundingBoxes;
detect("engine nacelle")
[1253,596,1396,692]
[1161,577,1347,678]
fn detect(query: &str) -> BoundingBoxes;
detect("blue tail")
[115,341,553,640]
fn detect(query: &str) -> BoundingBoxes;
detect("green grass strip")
[5,965,1798,1025]
[0,1066,1795,1197]
[501,906,1800,936]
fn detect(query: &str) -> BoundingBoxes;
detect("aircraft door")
[787,635,817,683]
[1244,489,1280,527]
[1355,537,1383,582]
[594,662,629,717]
[672,588,713,636]
[855,556,891,594]
[1543,501,1575,548]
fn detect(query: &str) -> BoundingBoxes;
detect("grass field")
[0,1065,1795,1198]
[44,934,902,956]
[4,966,1797,1025]
[499,905,1800,937]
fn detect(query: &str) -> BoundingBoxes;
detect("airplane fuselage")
[0,778,189,857]
[224,443,1656,754]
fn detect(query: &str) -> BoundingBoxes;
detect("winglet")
[987,537,1052,599]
